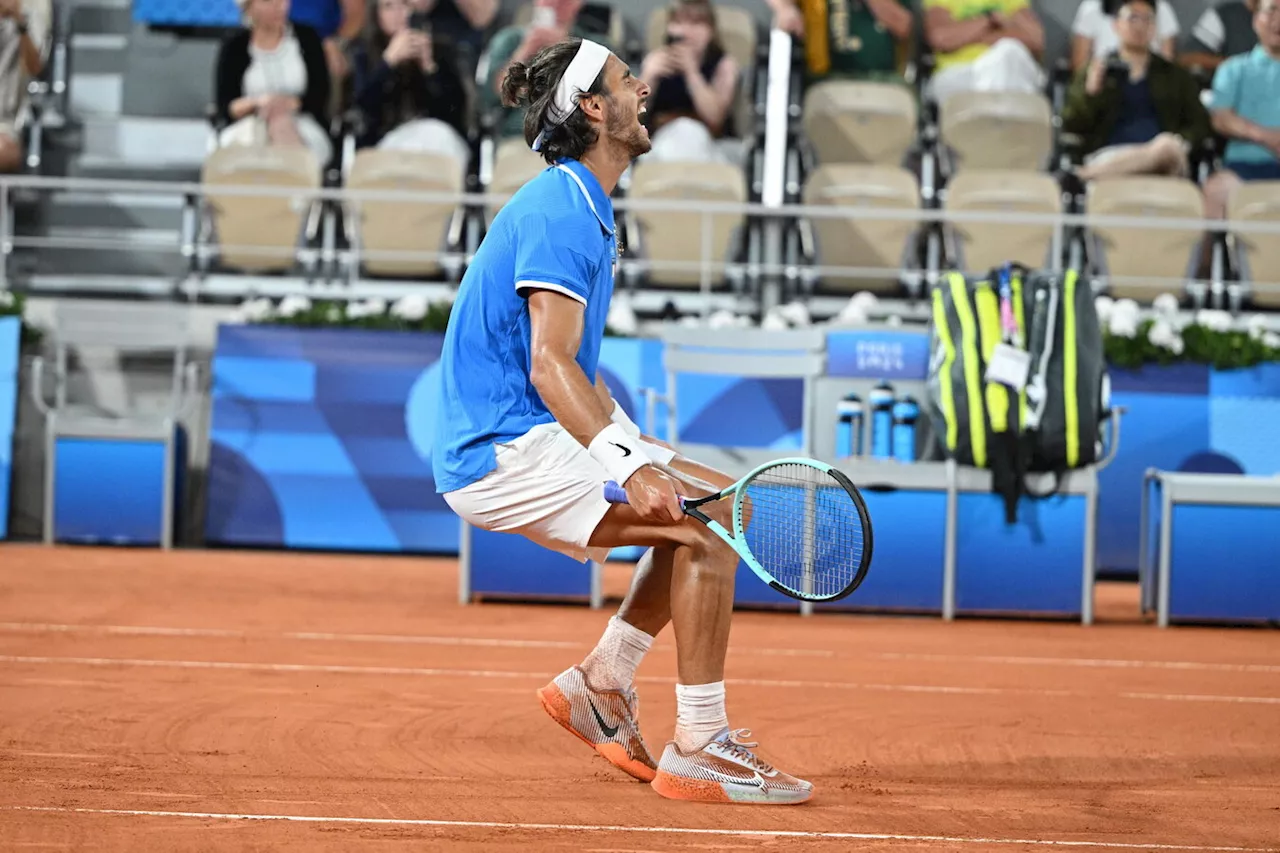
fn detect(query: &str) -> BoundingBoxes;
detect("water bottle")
[892,396,920,463]
[868,382,896,459]
[835,393,864,458]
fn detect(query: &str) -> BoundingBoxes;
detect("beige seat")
[346,149,465,278]
[801,163,920,293]
[802,81,916,166]
[940,91,1053,172]
[201,145,319,272]
[628,160,746,288]
[944,170,1060,274]
[1227,181,1280,309]
[488,137,547,224]
[1087,176,1204,302]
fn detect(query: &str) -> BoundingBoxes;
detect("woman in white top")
[1070,0,1179,70]
[215,0,334,167]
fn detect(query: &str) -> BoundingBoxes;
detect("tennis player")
[432,38,811,805]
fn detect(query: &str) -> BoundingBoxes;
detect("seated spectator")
[639,0,740,164]
[0,0,50,174]
[1062,0,1209,183]
[408,0,498,73]
[1071,0,1178,71]
[1183,0,1258,74]
[1204,0,1280,217]
[480,0,613,140]
[923,0,1046,107]
[351,0,469,165]
[216,0,334,167]
[290,0,365,89]
[765,0,912,83]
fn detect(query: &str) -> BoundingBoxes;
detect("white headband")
[531,39,611,152]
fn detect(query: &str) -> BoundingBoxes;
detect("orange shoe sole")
[651,770,813,805]
[536,683,656,783]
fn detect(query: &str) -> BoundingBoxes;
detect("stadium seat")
[800,163,920,294]
[802,81,917,166]
[627,160,746,288]
[487,137,547,225]
[1227,181,1280,309]
[1086,176,1204,303]
[344,149,465,279]
[200,145,320,273]
[944,170,1061,274]
[939,91,1053,172]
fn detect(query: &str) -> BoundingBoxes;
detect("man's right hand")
[623,465,684,524]
[1085,59,1107,96]
[1259,127,1280,161]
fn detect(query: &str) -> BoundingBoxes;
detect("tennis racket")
[603,458,873,603]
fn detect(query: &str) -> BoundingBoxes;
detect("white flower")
[1194,309,1233,333]
[776,301,811,328]
[706,309,739,330]
[1168,335,1184,356]
[1148,319,1184,355]
[346,299,386,321]
[607,295,639,335]
[1113,298,1141,320]
[760,310,789,331]
[1108,311,1139,339]
[391,294,429,322]
[1263,331,1280,351]
[233,297,275,324]
[1246,314,1270,341]
[326,304,343,323]
[885,314,903,328]
[277,295,312,318]
[850,291,879,312]
[679,315,701,328]
[1152,293,1180,317]
[0,290,13,309]
[1094,295,1115,325]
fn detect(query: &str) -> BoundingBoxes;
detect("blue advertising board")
[0,317,17,540]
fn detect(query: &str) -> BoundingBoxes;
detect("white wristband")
[610,399,643,438]
[589,422,649,485]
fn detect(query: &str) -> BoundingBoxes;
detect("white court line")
[0,622,833,658]
[2,654,1278,705]
[4,806,1274,851]
[878,652,1280,675]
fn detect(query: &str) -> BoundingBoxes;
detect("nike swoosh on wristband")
[609,442,632,457]
[588,698,619,738]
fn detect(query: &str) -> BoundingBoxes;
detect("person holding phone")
[405,0,497,72]
[350,0,468,162]
[637,0,741,164]
[482,0,614,139]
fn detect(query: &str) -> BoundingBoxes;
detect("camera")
[664,32,685,46]
[1103,53,1130,84]
[408,10,431,32]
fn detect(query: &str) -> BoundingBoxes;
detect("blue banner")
[134,0,239,27]
[826,329,931,380]
[0,317,16,540]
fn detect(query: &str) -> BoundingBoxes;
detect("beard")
[605,99,652,158]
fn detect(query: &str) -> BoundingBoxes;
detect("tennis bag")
[924,265,1110,522]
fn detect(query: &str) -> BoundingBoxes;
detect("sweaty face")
[599,55,652,158]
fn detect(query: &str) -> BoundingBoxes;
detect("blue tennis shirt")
[432,157,618,494]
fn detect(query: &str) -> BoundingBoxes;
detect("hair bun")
[501,61,533,108]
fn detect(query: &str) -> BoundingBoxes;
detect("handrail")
[2,173,1280,236]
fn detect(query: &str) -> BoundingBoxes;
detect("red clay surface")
[0,544,1277,852]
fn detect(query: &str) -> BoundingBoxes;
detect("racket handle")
[603,481,630,504]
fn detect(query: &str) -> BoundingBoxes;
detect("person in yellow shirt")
[922,0,1045,105]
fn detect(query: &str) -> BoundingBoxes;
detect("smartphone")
[665,33,685,45]
[531,5,556,29]
[408,10,431,32]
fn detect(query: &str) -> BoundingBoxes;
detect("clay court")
[0,545,1276,851]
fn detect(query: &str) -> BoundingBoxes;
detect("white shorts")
[444,418,677,564]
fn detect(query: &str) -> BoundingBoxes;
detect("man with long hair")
[432,38,813,805]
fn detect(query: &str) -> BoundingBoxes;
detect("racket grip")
[603,481,630,504]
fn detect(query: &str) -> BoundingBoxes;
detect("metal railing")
[3,172,1279,313]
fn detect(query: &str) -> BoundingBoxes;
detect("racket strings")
[739,463,865,599]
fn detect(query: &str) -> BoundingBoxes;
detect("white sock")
[674,681,728,752]
[581,616,653,691]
